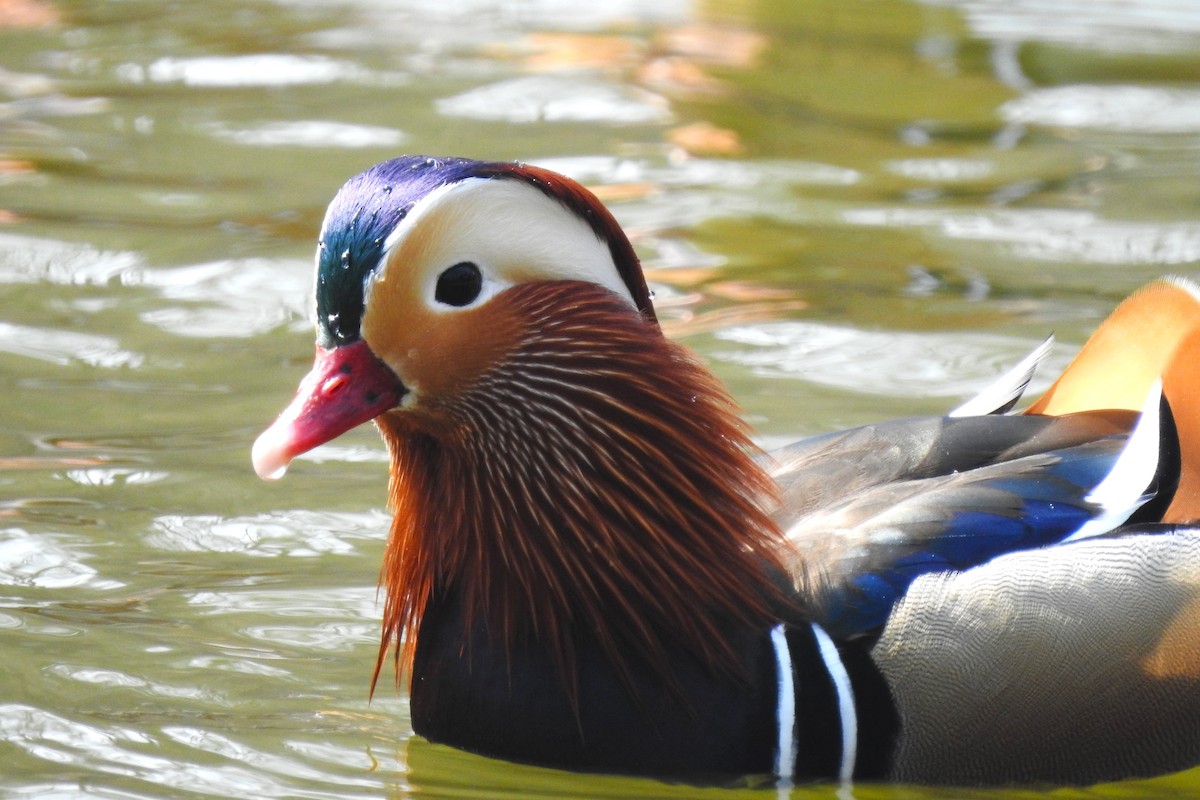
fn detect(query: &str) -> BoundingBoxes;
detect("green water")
[2,0,1200,797]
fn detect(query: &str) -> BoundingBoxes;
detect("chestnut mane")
[371,281,793,696]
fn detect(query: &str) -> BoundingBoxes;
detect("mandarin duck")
[252,156,1200,786]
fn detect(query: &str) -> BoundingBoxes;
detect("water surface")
[3,0,1200,797]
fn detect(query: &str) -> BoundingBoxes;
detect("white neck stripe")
[811,623,858,784]
[769,624,797,784]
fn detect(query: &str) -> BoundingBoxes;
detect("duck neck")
[372,282,791,693]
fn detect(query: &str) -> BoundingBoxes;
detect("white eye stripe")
[369,176,635,315]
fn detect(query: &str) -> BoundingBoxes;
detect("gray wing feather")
[769,412,1139,624]
[768,410,1135,526]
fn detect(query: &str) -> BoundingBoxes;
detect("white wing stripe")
[949,336,1054,418]
[1067,381,1162,542]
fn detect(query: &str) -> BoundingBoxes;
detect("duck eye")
[435,262,483,307]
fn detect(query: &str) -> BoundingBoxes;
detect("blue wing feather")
[776,409,1163,638]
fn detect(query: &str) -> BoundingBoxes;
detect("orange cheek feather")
[361,278,524,430]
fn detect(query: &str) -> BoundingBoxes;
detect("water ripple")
[127,258,310,338]
[186,587,380,653]
[713,323,1067,400]
[62,469,168,487]
[0,529,123,590]
[2,700,405,797]
[844,207,1200,265]
[536,153,860,189]
[133,55,368,88]
[241,621,379,651]
[203,120,406,149]
[0,704,287,796]
[161,726,374,787]
[437,75,672,124]
[45,664,220,702]
[0,322,143,368]
[886,158,996,182]
[0,233,142,286]
[187,586,379,618]
[952,0,1200,54]
[185,654,295,679]
[147,510,387,557]
[1003,85,1200,133]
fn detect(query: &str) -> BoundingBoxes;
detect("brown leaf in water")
[0,456,110,470]
[586,182,660,203]
[521,32,641,72]
[657,24,767,68]
[638,56,726,95]
[667,121,744,156]
[644,266,723,287]
[0,0,59,28]
[708,280,800,302]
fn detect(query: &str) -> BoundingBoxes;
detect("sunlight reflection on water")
[0,529,120,589]
[713,323,1066,399]
[437,75,673,124]
[138,55,367,88]
[148,510,387,556]
[845,208,1200,265]
[1003,85,1200,133]
[0,322,143,367]
[4,0,1200,798]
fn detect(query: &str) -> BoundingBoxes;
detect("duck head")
[253,156,788,689]
[252,156,656,479]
